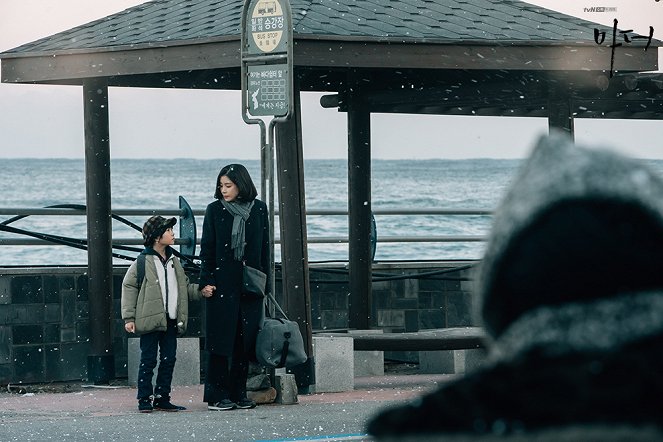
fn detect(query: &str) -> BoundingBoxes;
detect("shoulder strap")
[266,291,289,320]
[136,254,146,288]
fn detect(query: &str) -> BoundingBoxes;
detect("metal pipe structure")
[0,207,492,246]
[0,207,492,216]
[0,235,487,246]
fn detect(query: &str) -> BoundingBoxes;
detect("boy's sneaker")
[138,398,153,413]
[153,398,186,411]
[235,397,256,409]
[208,399,237,411]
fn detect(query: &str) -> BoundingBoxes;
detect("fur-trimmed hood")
[477,132,663,339]
[367,133,663,439]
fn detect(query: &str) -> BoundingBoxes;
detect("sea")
[2,157,663,267]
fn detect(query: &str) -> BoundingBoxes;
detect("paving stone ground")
[0,370,454,442]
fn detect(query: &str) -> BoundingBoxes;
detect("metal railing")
[0,206,491,246]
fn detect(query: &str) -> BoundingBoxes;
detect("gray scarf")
[221,199,255,261]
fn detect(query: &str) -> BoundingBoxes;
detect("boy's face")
[156,227,175,247]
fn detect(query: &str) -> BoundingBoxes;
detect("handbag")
[256,292,308,368]
[242,263,267,298]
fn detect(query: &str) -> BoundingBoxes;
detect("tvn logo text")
[583,6,618,12]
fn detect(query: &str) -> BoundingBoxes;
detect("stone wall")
[0,261,476,384]
[308,261,477,362]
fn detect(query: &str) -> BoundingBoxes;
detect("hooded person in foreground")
[367,133,663,440]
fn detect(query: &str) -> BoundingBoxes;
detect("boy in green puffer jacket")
[121,215,213,413]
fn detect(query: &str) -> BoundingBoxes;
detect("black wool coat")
[198,198,270,357]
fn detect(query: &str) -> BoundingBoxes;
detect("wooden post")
[347,81,372,330]
[83,78,115,384]
[275,87,315,391]
[548,86,575,137]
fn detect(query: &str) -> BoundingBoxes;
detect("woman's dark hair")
[214,163,258,201]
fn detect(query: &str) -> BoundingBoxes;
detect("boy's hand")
[201,285,216,297]
[125,322,136,333]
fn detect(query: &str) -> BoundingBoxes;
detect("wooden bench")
[311,327,488,389]
[316,327,487,351]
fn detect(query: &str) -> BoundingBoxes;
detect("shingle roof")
[4,0,621,55]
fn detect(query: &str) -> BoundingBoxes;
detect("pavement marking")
[256,434,370,441]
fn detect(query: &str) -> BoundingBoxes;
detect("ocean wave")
[3,157,661,266]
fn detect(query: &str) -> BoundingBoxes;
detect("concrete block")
[420,348,488,374]
[349,330,384,377]
[419,350,455,374]
[354,350,384,377]
[127,337,200,387]
[312,336,354,392]
[453,348,487,374]
[274,373,298,404]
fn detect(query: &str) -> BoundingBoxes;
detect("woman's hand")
[125,322,136,333]
[202,285,216,297]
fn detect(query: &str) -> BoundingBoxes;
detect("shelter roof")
[4,0,613,55]
[1,0,660,120]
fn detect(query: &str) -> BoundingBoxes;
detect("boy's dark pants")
[137,319,178,400]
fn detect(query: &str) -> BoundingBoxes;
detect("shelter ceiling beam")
[7,39,650,86]
[106,69,241,90]
[319,69,663,120]
[322,91,663,119]
[0,41,241,84]
[292,39,657,72]
[574,98,663,119]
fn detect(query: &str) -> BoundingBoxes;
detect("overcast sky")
[0,0,662,160]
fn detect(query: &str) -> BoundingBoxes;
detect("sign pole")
[241,0,293,302]
[241,0,296,387]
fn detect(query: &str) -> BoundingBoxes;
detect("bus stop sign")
[247,64,288,116]
[242,0,292,118]
[246,0,288,55]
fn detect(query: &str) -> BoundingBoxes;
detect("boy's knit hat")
[142,215,177,246]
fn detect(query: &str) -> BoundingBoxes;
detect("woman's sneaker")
[138,398,153,413]
[235,397,256,409]
[153,397,186,411]
[208,399,237,411]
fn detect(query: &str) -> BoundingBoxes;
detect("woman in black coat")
[199,163,269,411]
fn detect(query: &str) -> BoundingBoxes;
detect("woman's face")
[219,175,239,202]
